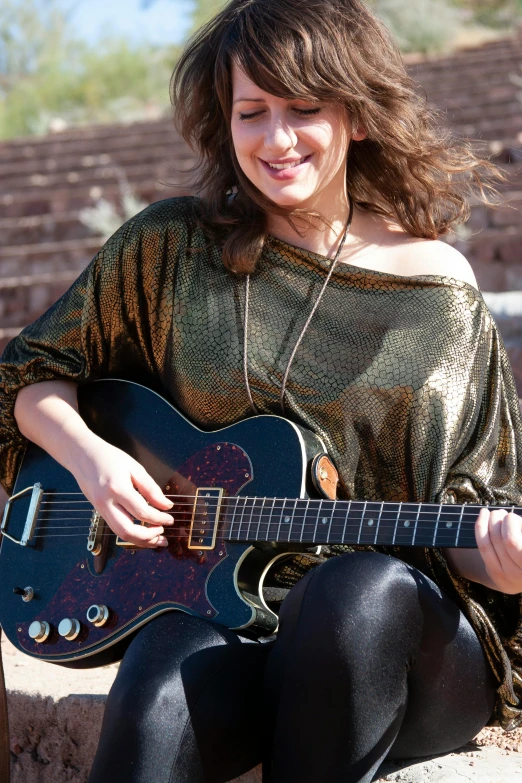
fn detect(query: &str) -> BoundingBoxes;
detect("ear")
[351,120,367,142]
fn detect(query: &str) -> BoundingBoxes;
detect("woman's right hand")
[14,380,173,548]
[70,431,174,549]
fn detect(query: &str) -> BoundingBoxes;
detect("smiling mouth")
[263,155,311,170]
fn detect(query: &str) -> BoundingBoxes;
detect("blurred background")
[0,0,521,390]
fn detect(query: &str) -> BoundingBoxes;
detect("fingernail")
[159,536,168,546]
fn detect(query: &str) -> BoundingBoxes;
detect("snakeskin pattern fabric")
[0,196,521,728]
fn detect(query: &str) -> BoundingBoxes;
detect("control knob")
[86,604,110,627]
[28,620,50,643]
[58,618,81,641]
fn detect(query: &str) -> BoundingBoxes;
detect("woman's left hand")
[475,507,522,594]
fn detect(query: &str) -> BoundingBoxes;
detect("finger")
[501,512,522,569]
[105,500,169,548]
[475,508,503,579]
[114,483,174,526]
[131,466,174,510]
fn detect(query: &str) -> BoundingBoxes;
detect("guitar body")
[0,380,326,666]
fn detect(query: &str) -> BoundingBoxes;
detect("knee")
[283,551,422,641]
[105,664,183,739]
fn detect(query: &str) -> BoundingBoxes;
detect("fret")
[257,496,272,541]
[454,503,464,547]
[239,496,254,541]
[411,503,421,546]
[374,501,383,546]
[313,499,323,543]
[299,498,310,543]
[231,496,248,541]
[326,500,334,543]
[289,499,308,543]
[340,500,351,545]
[434,504,464,547]
[275,497,287,542]
[412,504,437,547]
[356,500,366,544]
[358,500,381,545]
[432,504,442,546]
[231,496,245,540]
[287,498,299,543]
[327,500,349,544]
[250,497,266,541]
[392,502,401,545]
[391,503,424,546]
[457,506,481,547]
[248,496,257,541]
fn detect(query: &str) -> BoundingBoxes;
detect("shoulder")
[400,238,479,291]
[131,196,200,234]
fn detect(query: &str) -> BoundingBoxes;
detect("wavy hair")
[170,0,505,274]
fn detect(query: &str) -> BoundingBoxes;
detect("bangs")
[214,1,352,106]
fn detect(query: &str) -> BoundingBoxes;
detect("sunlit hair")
[171,0,505,274]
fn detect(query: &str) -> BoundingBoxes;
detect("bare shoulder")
[400,238,479,291]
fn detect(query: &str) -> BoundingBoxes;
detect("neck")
[266,187,351,258]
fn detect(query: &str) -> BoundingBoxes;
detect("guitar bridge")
[188,487,223,550]
[87,511,104,555]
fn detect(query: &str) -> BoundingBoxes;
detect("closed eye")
[238,107,322,121]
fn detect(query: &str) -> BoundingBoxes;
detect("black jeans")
[88,552,497,783]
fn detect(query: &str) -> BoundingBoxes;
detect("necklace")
[243,194,354,416]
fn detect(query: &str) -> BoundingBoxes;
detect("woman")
[1,1,522,781]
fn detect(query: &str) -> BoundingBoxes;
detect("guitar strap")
[0,627,11,783]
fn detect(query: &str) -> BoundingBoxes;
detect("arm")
[13,380,173,548]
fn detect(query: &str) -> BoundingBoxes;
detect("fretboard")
[220,498,522,548]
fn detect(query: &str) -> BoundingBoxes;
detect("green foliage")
[0,0,177,140]
[188,0,226,33]
[370,0,463,53]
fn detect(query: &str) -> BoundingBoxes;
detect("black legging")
[88,552,497,783]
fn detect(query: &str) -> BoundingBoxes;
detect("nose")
[264,116,298,153]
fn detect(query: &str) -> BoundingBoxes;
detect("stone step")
[1,158,195,195]
[0,181,187,219]
[0,237,101,277]
[2,635,521,783]
[0,212,94,248]
[0,142,194,187]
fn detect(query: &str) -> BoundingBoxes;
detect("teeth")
[267,157,306,170]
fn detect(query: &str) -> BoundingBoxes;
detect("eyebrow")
[232,98,266,105]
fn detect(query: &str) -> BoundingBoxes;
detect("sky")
[68,0,194,46]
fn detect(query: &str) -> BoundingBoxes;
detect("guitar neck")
[222,498,522,548]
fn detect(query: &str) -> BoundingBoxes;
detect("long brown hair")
[171,0,504,274]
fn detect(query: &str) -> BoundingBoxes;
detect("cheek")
[230,123,258,164]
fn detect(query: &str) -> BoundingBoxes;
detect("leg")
[262,551,496,783]
[88,611,273,783]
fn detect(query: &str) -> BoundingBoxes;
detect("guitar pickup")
[188,487,223,550]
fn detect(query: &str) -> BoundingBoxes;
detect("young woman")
[1,1,521,781]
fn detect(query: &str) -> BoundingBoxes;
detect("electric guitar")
[0,379,513,667]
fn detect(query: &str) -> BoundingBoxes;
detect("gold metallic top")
[0,197,521,728]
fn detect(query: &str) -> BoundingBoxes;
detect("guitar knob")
[86,604,110,627]
[28,620,50,643]
[58,618,81,641]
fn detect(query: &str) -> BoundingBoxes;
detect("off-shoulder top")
[1,196,521,728]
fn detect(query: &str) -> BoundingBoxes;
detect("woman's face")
[230,63,364,212]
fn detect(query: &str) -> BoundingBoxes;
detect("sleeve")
[0,198,190,495]
[423,312,522,730]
